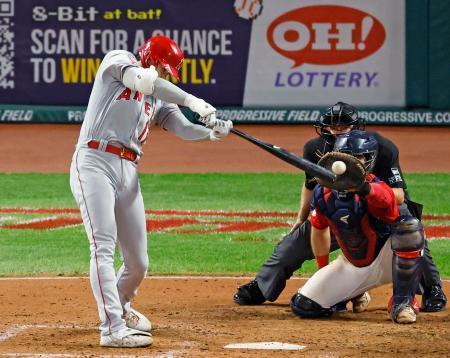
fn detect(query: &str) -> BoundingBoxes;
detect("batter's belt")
[88,140,138,162]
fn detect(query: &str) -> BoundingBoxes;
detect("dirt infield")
[1,124,450,172]
[0,277,448,357]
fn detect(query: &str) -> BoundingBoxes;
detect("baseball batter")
[290,131,424,324]
[69,35,232,348]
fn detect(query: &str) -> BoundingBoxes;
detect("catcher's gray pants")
[256,204,441,302]
[256,220,340,301]
[299,239,393,308]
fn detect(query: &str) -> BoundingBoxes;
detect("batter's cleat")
[100,328,152,348]
[351,292,371,313]
[233,279,266,305]
[421,285,447,312]
[124,308,152,332]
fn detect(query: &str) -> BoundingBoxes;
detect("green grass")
[1,172,450,212]
[0,172,303,210]
[0,173,449,276]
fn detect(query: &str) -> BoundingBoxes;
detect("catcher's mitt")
[317,151,366,191]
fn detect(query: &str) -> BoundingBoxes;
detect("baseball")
[331,161,347,175]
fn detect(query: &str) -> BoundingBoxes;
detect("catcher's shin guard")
[290,293,335,318]
[391,216,424,306]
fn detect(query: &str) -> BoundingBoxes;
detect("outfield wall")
[1,104,449,126]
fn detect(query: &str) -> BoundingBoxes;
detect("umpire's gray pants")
[255,220,339,301]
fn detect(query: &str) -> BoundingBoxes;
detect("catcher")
[290,130,423,323]
[234,102,446,313]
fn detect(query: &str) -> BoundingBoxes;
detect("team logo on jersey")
[128,54,137,64]
[388,168,403,184]
[267,5,386,67]
[138,120,150,144]
[340,214,349,224]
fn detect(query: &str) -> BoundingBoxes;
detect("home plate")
[224,342,306,350]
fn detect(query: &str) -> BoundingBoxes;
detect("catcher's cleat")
[391,305,417,324]
[388,297,419,324]
[100,328,152,347]
[124,308,152,332]
[333,300,348,313]
[421,285,447,312]
[233,279,266,305]
[291,293,336,318]
[352,292,371,313]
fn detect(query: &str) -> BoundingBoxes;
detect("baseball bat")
[230,128,336,182]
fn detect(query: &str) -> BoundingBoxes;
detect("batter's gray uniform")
[70,50,214,337]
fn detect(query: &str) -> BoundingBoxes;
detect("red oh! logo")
[267,5,386,67]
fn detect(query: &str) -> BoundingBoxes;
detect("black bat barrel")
[230,128,336,183]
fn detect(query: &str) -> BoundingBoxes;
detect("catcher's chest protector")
[315,187,390,266]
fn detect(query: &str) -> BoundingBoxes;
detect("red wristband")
[316,255,329,269]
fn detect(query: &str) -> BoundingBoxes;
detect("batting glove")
[199,113,219,128]
[209,120,233,141]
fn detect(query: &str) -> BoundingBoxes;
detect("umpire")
[233,102,447,312]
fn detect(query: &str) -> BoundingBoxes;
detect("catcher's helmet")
[138,35,184,80]
[314,102,365,142]
[333,130,378,172]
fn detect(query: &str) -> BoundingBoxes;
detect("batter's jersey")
[77,50,180,156]
[310,175,399,267]
[303,132,407,194]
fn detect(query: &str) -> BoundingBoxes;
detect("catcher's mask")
[333,130,378,172]
[314,102,365,143]
[138,35,184,80]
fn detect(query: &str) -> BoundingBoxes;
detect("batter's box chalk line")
[1,354,172,358]
[0,324,181,358]
[0,323,87,342]
[224,342,306,350]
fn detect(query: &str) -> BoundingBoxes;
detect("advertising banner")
[243,0,406,106]
[3,0,444,116]
[0,0,252,105]
[1,104,449,126]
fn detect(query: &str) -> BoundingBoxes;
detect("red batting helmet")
[138,35,184,80]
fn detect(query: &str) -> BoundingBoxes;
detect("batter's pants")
[255,204,442,301]
[70,147,148,336]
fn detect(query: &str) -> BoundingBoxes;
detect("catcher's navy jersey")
[310,175,399,267]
